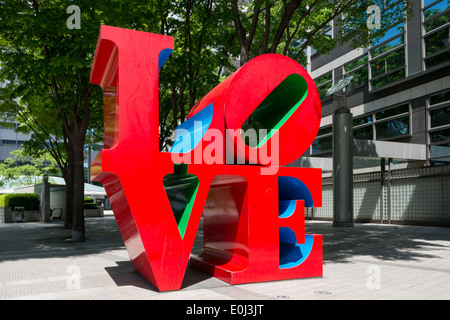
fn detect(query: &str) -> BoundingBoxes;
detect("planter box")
[0,207,42,223]
[84,207,104,218]
[0,206,105,222]
[0,207,7,223]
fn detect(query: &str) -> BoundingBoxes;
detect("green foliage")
[84,197,95,204]
[338,0,413,50]
[230,0,412,65]
[84,197,97,209]
[0,0,413,239]
[0,0,412,154]
[0,149,60,180]
[157,0,239,150]
[0,1,164,235]
[0,193,40,210]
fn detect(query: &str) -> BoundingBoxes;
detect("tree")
[157,0,239,150]
[0,0,413,242]
[157,0,414,149]
[228,0,413,66]
[0,0,159,241]
[0,149,60,188]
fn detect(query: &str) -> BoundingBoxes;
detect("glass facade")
[343,55,369,88]
[369,1,406,90]
[313,0,449,95]
[311,125,332,155]
[310,103,411,156]
[0,123,32,162]
[352,104,411,141]
[314,72,333,99]
[429,89,450,164]
[423,0,450,69]
[1,140,17,146]
[339,2,408,91]
[353,115,374,139]
[353,125,374,140]
[375,115,410,140]
[305,0,450,226]
[312,135,332,154]
[375,103,409,120]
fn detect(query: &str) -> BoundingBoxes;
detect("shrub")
[84,197,95,204]
[84,197,98,209]
[0,193,40,210]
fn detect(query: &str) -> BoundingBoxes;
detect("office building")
[300,0,450,226]
[0,123,32,162]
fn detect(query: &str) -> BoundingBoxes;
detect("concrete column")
[333,108,354,227]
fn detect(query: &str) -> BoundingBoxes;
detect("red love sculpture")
[91,25,323,291]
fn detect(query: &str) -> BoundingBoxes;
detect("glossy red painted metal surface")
[188,54,321,167]
[90,26,323,291]
[190,166,323,284]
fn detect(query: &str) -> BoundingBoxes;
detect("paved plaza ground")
[1,211,449,302]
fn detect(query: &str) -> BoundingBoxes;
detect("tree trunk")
[61,102,89,241]
[171,85,178,130]
[71,123,87,242]
[239,46,250,67]
[72,153,85,242]
[63,167,74,230]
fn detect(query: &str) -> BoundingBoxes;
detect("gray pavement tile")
[1,216,449,300]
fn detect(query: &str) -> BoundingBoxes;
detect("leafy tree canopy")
[0,149,60,188]
[0,0,412,238]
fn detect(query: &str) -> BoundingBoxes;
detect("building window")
[313,104,411,155]
[375,104,410,140]
[369,1,406,90]
[353,115,374,139]
[423,0,450,69]
[430,105,450,127]
[314,72,333,99]
[430,128,450,143]
[429,89,450,165]
[290,39,309,69]
[354,125,374,140]
[310,22,334,57]
[352,103,410,141]
[371,36,404,58]
[343,55,369,88]
[2,140,17,146]
[324,21,333,39]
[311,125,332,155]
[375,103,409,120]
[375,115,410,140]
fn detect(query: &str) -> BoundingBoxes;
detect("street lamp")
[326,75,354,107]
[327,76,354,227]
